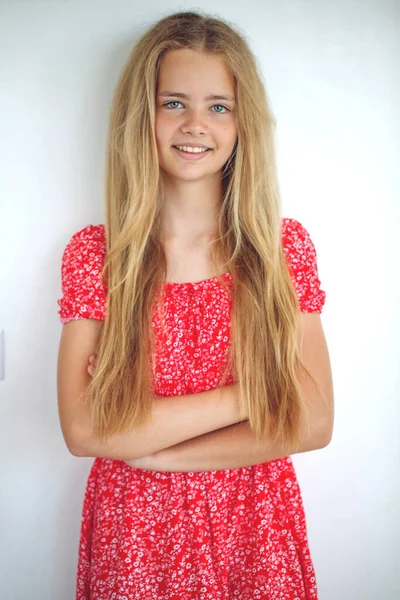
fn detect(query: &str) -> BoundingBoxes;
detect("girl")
[57,10,334,600]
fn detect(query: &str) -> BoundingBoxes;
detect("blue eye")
[163,101,229,113]
[213,104,229,113]
[164,101,182,109]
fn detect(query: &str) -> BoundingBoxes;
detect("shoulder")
[58,224,107,323]
[281,217,319,270]
[281,217,315,253]
[61,223,106,277]
[62,223,106,262]
[280,217,326,313]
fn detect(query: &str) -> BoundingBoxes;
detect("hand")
[87,354,97,377]
[124,454,160,470]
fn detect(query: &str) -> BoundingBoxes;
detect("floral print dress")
[57,217,326,600]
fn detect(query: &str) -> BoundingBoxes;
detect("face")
[155,48,237,183]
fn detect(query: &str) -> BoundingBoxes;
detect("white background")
[1,0,399,598]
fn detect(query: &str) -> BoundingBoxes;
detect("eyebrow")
[158,91,235,102]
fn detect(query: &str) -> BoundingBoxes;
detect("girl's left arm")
[128,312,334,472]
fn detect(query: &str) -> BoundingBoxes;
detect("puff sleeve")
[281,218,326,313]
[57,224,108,323]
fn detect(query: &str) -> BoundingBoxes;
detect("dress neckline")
[162,271,232,288]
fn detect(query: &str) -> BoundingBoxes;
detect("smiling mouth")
[173,145,212,151]
[172,146,213,159]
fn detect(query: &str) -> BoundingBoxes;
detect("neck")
[160,176,222,239]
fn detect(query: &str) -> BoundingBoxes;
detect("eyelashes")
[162,101,230,113]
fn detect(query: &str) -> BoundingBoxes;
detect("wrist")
[221,382,247,422]
[125,450,167,471]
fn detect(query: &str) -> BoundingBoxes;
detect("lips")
[173,142,212,148]
[172,146,212,160]
[173,145,212,151]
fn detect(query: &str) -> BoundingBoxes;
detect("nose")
[180,107,208,136]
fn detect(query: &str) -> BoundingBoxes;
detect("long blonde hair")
[85,9,320,453]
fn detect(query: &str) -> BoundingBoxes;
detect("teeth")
[175,146,209,153]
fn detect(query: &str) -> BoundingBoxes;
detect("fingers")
[87,354,97,377]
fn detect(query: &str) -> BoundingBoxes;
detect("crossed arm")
[126,419,327,473]
[127,313,334,471]
[76,313,334,472]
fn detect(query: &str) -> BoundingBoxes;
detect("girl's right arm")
[57,319,246,461]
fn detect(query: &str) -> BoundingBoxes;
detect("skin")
[86,306,334,472]
[155,48,238,280]
[80,49,334,471]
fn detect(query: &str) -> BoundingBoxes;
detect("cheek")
[154,120,174,162]
[155,116,173,146]
[220,117,236,135]
[220,125,237,148]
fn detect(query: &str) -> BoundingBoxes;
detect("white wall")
[1,0,399,598]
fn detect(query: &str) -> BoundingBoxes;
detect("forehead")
[157,49,235,97]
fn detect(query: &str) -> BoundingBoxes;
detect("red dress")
[57,217,326,600]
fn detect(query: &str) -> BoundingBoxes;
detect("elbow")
[311,389,335,450]
[62,423,92,458]
[67,444,86,457]
[62,425,143,461]
[315,414,334,449]
[301,407,334,452]
[67,438,88,457]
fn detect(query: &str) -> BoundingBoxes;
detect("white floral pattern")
[57,217,326,599]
